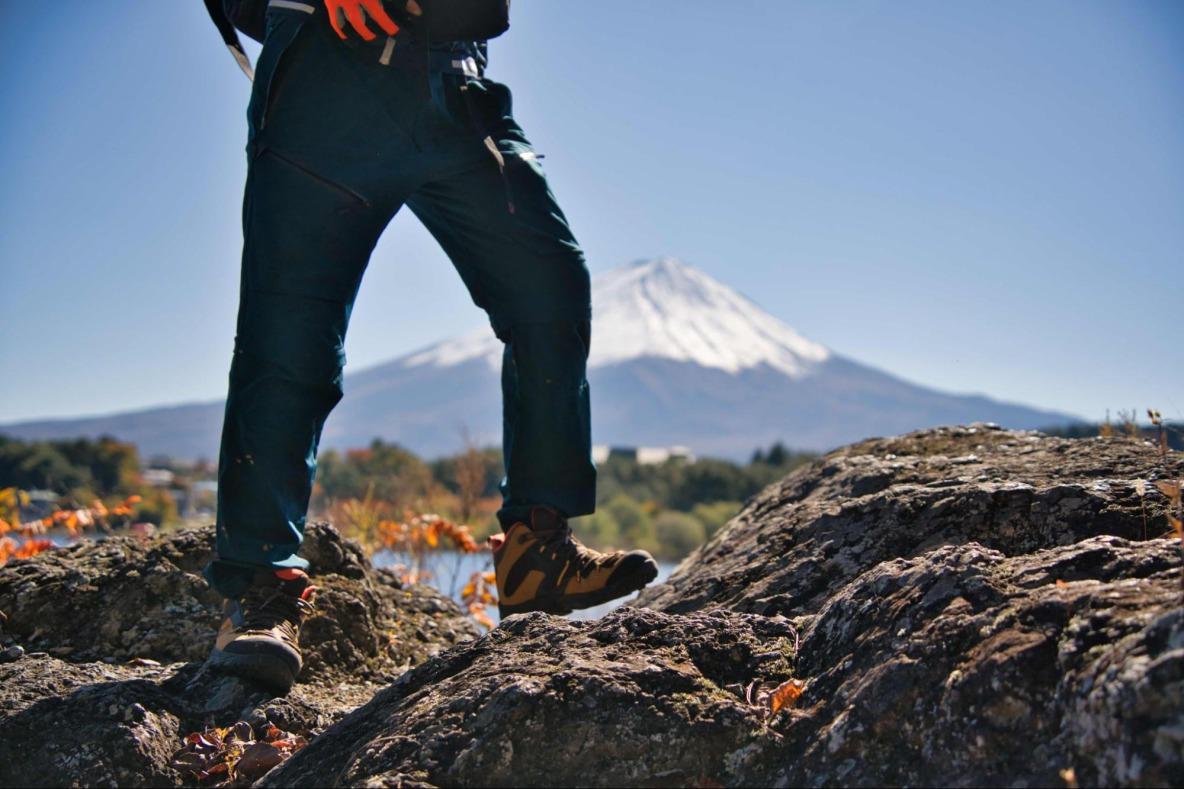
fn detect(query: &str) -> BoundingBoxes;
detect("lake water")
[373,549,679,623]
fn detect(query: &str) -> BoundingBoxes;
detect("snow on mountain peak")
[400,257,830,377]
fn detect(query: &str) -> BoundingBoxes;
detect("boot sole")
[207,648,299,693]
[499,558,659,618]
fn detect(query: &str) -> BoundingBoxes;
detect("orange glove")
[325,0,421,42]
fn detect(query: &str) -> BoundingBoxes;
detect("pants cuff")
[202,554,310,599]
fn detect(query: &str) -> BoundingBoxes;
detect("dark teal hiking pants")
[205,9,595,598]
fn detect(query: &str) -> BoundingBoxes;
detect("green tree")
[0,435,144,498]
[691,500,741,539]
[316,439,433,507]
[429,447,503,499]
[653,511,706,558]
[0,439,91,494]
[667,459,751,510]
[571,508,621,550]
[134,488,179,526]
[764,441,791,466]
[603,494,657,555]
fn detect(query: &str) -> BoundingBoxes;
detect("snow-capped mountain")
[402,257,830,378]
[1,258,1079,459]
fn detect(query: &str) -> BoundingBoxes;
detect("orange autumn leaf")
[1169,515,1183,540]
[468,602,494,629]
[768,678,805,715]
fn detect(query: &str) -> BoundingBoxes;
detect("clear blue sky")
[1,1,1181,424]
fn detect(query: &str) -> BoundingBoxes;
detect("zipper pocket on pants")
[262,147,373,208]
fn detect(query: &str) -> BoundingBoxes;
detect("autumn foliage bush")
[0,487,145,567]
[326,489,499,628]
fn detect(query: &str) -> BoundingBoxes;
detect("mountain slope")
[401,258,830,377]
[0,258,1080,459]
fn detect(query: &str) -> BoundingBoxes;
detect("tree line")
[0,433,817,559]
[314,439,816,560]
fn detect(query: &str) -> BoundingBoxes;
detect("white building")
[591,445,696,465]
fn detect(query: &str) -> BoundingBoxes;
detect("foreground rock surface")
[2,426,1181,787]
[0,523,478,787]
[265,607,800,787]
[267,427,1183,787]
[262,536,1183,788]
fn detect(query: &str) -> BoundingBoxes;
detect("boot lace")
[240,585,317,644]
[538,527,619,580]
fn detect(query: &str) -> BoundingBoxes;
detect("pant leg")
[406,77,596,527]
[206,12,415,598]
[207,151,393,597]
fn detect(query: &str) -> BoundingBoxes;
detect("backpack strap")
[204,0,256,81]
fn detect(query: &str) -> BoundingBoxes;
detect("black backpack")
[203,0,509,79]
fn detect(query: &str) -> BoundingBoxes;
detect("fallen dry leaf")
[768,678,806,715]
[236,741,285,780]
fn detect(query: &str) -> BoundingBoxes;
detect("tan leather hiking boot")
[491,508,659,617]
[207,568,317,692]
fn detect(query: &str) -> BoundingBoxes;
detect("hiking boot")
[207,568,317,692]
[491,508,659,617]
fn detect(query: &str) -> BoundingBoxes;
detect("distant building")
[592,445,696,465]
[142,468,175,487]
[171,479,217,519]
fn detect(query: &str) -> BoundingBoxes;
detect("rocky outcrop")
[2,426,1181,787]
[639,424,1177,616]
[258,538,1181,788]
[266,426,1182,787]
[0,523,478,787]
[263,607,801,788]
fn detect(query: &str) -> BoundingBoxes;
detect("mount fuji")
[2,258,1078,460]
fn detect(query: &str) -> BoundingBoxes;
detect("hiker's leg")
[207,159,390,598]
[407,79,595,528]
[205,13,414,598]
